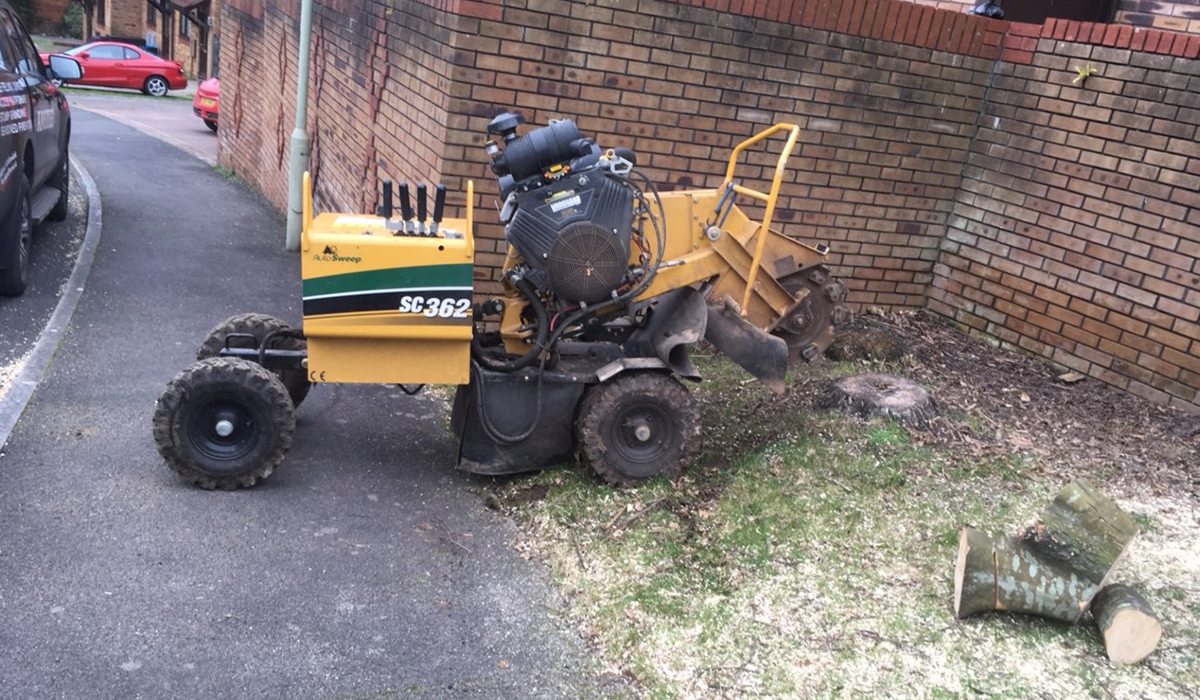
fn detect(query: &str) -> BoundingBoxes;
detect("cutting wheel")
[773,264,852,362]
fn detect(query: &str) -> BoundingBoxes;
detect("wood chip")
[1057,372,1085,384]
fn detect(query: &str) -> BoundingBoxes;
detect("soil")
[785,311,1199,500]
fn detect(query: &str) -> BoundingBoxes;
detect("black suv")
[0,2,81,296]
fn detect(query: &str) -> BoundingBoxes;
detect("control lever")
[416,183,428,236]
[398,182,414,235]
[431,184,446,236]
[377,178,393,219]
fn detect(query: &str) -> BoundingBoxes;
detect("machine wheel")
[152,358,295,490]
[0,174,32,297]
[47,144,69,222]
[204,119,218,132]
[576,372,700,486]
[774,264,852,363]
[143,75,169,97]
[197,313,311,408]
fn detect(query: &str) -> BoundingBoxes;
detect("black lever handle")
[378,179,393,218]
[416,183,428,224]
[433,184,446,224]
[398,182,413,221]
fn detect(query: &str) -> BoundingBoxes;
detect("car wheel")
[143,75,169,97]
[204,119,218,132]
[0,173,33,297]
[47,145,69,222]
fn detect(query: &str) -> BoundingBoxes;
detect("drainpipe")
[285,0,315,251]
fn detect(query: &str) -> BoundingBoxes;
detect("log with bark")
[1091,584,1162,666]
[954,480,1137,623]
[952,480,1162,664]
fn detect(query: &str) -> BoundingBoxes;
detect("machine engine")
[487,113,635,305]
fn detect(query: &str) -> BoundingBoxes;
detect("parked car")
[193,76,218,132]
[38,41,186,97]
[0,1,82,296]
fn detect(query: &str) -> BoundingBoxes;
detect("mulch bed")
[841,311,1200,499]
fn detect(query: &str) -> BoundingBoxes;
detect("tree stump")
[1091,584,1162,665]
[825,321,904,362]
[954,481,1139,624]
[819,373,933,423]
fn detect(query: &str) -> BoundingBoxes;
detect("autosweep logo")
[312,245,361,264]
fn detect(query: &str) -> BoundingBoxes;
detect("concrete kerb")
[0,157,102,450]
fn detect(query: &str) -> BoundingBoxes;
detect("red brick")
[892,1,913,47]
[1144,31,1162,53]
[801,0,820,26]
[1186,35,1200,60]
[876,0,900,41]
[1102,24,1120,47]
[458,0,502,19]
[922,9,945,49]
[903,4,924,45]
[1171,32,1191,56]
[1131,29,1147,52]
[835,0,854,34]
[1064,21,1081,42]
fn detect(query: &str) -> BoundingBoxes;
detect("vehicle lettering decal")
[0,152,16,190]
[0,83,30,137]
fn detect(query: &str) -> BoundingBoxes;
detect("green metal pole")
[285,0,315,251]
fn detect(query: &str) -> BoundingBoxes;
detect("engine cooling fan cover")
[546,221,628,304]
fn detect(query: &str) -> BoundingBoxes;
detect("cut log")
[1091,584,1162,666]
[1018,480,1138,620]
[954,481,1140,624]
[954,527,1102,622]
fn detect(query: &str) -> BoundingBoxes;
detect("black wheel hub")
[187,399,260,467]
[612,403,674,468]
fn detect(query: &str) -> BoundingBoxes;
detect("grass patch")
[494,356,1200,698]
[213,164,254,191]
[61,85,188,100]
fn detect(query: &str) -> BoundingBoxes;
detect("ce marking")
[308,370,326,382]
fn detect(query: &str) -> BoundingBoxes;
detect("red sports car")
[193,76,218,132]
[38,41,187,96]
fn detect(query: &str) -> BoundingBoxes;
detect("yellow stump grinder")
[152,114,851,488]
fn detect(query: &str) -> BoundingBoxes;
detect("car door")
[0,14,24,230]
[0,9,58,188]
[80,43,125,86]
[119,46,143,89]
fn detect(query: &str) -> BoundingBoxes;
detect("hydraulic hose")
[470,275,547,373]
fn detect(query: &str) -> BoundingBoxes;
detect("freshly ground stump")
[819,372,934,422]
[826,320,904,362]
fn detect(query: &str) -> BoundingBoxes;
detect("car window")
[0,18,10,72]
[0,10,37,76]
[87,45,125,60]
[123,47,139,60]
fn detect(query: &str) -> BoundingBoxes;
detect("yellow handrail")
[719,123,801,316]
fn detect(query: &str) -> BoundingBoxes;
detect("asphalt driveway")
[0,111,618,699]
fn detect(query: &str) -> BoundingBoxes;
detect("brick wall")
[106,0,143,37]
[219,0,1200,411]
[219,0,456,219]
[931,27,1200,411]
